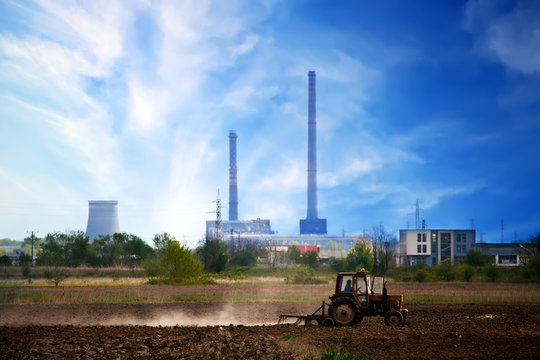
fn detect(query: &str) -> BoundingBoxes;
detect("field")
[1,279,540,359]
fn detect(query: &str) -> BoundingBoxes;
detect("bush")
[464,249,493,267]
[461,265,475,282]
[285,266,326,284]
[156,241,205,284]
[434,263,456,281]
[142,256,160,277]
[414,270,429,282]
[0,255,12,266]
[229,249,257,267]
[522,256,540,281]
[22,266,31,278]
[484,265,502,282]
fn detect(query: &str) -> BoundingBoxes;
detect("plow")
[278,301,335,326]
[278,270,408,327]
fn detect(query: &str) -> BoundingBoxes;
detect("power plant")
[85,200,120,242]
[206,71,347,248]
[300,71,327,234]
[206,131,274,238]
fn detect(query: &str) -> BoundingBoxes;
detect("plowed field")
[1,282,539,359]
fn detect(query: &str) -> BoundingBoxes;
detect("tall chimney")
[229,131,238,221]
[300,71,327,234]
[307,71,318,219]
[85,200,120,242]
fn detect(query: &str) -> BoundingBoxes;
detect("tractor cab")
[333,269,385,308]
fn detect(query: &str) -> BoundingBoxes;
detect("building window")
[417,234,421,242]
[432,257,437,265]
[422,234,426,242]
[462,233,467,242]
[456,234,461,242]
[498,255,517,265]
[440,233,451,262]
[422,244,427,253]
[457,245,461,253]
[417,244,422,253]
[462,244,466,252]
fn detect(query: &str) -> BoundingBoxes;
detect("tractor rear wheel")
[384,310,404,326]
[329,297,358,326]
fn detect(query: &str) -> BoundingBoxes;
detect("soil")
[1,282,539,359]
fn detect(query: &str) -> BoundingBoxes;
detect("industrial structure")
[85,200,120,242]
[206,131,274,239]
[300,71,327,234]
[228,131,238,221]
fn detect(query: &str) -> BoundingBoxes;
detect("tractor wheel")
[384,310,404,326]
[329,297,358,326]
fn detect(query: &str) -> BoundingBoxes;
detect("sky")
[1,0,539,247]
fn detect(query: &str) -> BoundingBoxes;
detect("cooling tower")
[300,71,327,234]
[85,200,120,242]
[229,131,238,221]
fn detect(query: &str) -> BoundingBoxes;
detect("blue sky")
[1,0,539,247]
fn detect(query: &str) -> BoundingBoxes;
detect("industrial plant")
[85,200,120,242]
[206,71,357,251]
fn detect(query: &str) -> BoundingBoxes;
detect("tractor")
[278,269,408,326]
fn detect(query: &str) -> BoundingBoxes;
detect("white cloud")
[465,0,540,74]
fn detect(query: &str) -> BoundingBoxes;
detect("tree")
[300,250,319,269]
[153,233,176,256]
[370,224,396,275]
[37,231,89,267]
[286,246,301,264]
[18,252,32,266]
[229,249,257,267]
[157,241,205,284]
[464,249,493,267]
[195,238,228,273]
[0,255,12,266]
[346,241,374,272]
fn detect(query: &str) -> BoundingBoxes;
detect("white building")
[398,229,476,266]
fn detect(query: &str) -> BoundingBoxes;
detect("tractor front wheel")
[329,297,358,326]
[384,310,404,326]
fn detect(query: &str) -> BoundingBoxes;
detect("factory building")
[397,229,476,266]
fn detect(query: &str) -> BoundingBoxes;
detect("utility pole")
[27,231,38,265]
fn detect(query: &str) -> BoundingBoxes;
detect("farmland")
[1,278,539,359]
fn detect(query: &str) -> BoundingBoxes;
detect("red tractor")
[279,269,408,326]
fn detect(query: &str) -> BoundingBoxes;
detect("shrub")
[229,249,257,267]
[464,249,493,267]
[0,255,12,266]
[484,265,502,282]
[461,265,475,282]
[156,241,205,284]
[22,266,31,278]
[285,266,325,284]
[521,256,540,281]
[434,263,456,281]
[414,270,429,282]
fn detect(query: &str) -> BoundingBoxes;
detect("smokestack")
[300,71,327,234]
[85,200,120,242]
[229,131,238,221]
[307,71,317,219]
